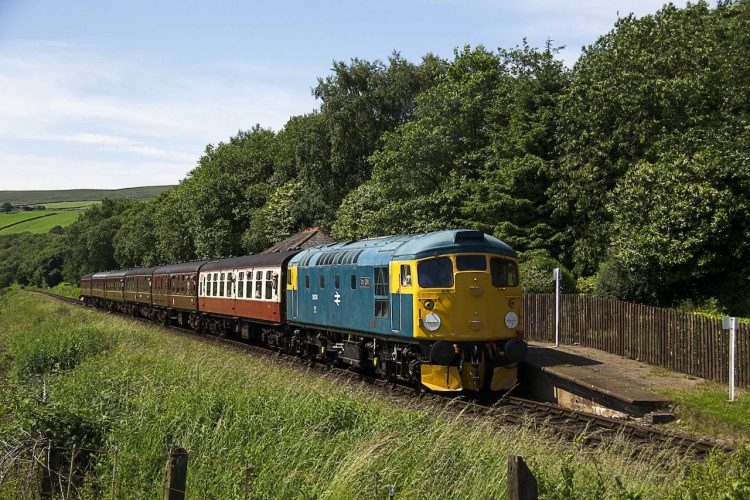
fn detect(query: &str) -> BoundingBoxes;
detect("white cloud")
[0,41,317,190]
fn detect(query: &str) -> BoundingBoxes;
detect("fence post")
[724,317,738,402]
[508,455,537,500]
[164,448,188,500]
[244,462,251,500]
[553,269,561,347]
[40,441,53,498]
[110,446,118,500]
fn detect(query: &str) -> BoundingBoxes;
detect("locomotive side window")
[305,275,310,289]
[490,258,519,287]
[456,255,487,271]
[351,274,356,289]
[238,272,244,298]
[335,275,340,289]
[374,267,389,318]
[417,257,454,288]
[265,270,273,299]
[320,275,325,288]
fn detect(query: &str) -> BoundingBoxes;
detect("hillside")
[0,185,174,205]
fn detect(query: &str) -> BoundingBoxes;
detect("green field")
[0,290,748,498]
[31,200,101,210]
[0,185,173,205]
[0,211,81,234]
[0,211,52,228]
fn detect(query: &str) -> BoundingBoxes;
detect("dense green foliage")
[6,2,748,315]
[2,291,749,498]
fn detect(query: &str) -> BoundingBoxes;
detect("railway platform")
[519,342,673,419]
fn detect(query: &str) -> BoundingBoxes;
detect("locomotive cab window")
[490,258,519,288]
[456,255,487,271]
[399,265,412,287]
[417,257,454,288]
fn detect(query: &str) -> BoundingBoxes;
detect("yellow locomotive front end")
[407,252,526,392]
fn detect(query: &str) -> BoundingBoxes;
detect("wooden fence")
[523,294,750,387]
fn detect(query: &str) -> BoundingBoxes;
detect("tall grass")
[0,290,748,498]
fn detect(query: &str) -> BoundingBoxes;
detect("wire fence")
[0,440,405,499]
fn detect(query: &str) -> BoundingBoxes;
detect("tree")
[0,202,12,213]
[552,1,750,275]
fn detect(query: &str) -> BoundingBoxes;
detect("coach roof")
[201,251,299,272]
[124,266,158,277]
[153,261,208,275]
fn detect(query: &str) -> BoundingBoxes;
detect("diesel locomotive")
[80,230,527,392]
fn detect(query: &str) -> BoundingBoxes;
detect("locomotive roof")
[124,266,158,277]
[290,230,516,267]
[201,250,299,272]
[153,260,208,275]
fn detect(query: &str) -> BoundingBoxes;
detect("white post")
[724,316,738,402]
[553,268,561,348]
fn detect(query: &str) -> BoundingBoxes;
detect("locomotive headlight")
[423,312,441,331]
[504,311,519,329]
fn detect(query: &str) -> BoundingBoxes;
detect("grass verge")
[0,290,749,498]
[661,383,750,443]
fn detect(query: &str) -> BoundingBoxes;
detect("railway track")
[32,290,734,459]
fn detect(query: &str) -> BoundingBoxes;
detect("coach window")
[255,271,263,298]
[219,272,225,297]
[374,267,389,318]
[238,272,245,298]
[246,271,252,298]
[265,271,273,299]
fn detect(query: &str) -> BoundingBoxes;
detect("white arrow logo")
[334,291,341,306]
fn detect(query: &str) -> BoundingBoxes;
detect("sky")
[0,0,678,191]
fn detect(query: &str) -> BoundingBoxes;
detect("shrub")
[593,257,657,304]
[519,250,576,294]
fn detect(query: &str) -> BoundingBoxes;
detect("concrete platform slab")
[520,344,672,417]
